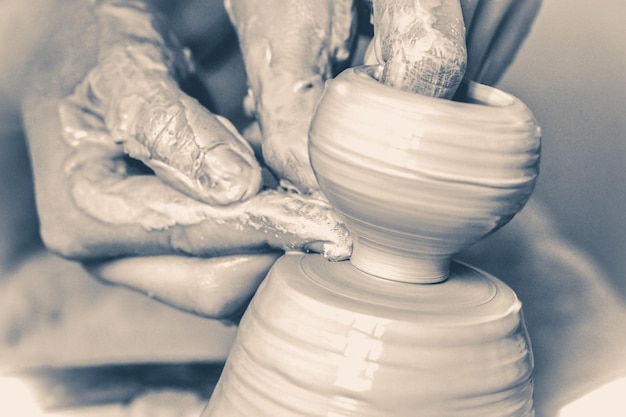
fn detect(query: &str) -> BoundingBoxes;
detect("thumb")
[63,0,262,206]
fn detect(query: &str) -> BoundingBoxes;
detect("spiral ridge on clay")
[309,66,541,283]
[204,254,534,416]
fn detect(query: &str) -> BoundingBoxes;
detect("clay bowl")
[309,65,541,283]
[202,66,539,417]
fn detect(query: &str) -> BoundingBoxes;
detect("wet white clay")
[311,66,541,283]
[66,154,351,258]
[224,0,355,193]
[203,67,540,416]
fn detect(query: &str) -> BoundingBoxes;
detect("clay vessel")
[310,66,541,283]
[202,66,540,416]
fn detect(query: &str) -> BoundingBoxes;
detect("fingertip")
[303,241,352,261]
[196,144,263,205]
[263,144,320,195]
[322,241,352,262]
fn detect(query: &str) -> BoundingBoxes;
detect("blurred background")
[500,0,626,296]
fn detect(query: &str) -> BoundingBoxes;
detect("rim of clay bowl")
[313,65,541,187]
[347,65,530,117]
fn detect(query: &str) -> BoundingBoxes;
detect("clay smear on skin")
[56,1,351,258]
[57,2,216,229]
[59,0,261,214]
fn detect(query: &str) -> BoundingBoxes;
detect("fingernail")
[197,145,262,205]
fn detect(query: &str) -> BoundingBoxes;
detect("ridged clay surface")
[203,253,534,416]
[309,66,541,283]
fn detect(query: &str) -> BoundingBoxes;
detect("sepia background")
[501,0,626,295]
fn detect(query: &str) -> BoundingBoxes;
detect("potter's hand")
[15,0,350,319]
[225,0,356,193]
[365,0,543,95]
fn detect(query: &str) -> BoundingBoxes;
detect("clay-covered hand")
[365,0,542,95]
[15,0,350,319]
[225,0,357,194]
